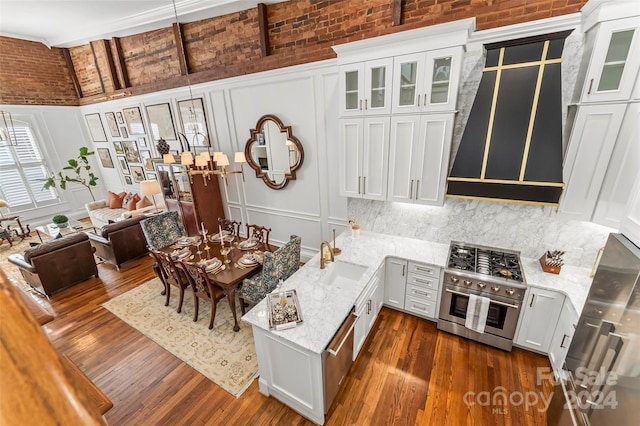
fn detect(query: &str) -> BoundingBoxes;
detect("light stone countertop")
[242,231,593,354]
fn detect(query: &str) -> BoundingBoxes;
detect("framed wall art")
[105,112,120,138]
[146,102,177,141]
[124,175,133,185]
[120,126,129,139]
[97,148,115,168]
[85,113,108,142]
[130,166,145,183]
[146,171,157,181]
[117,156,129,174]
[138,137,147,148]
[122,140,140,163]
[140,150,154,170]
[123,106,146,135]
[113,141,124,154]
[116,111,124,124]
[177,98,209,147]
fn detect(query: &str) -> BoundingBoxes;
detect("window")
[0,119,58,211]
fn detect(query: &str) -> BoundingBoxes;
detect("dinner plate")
[238,240,259,250]
[171,249,190,260]
[239,256,258,266]
[204,258,221,271]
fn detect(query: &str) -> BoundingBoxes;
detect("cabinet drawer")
[405,284,438,302]
[408,262,440,278]
[406,273,438,290]
[404,295,436,319]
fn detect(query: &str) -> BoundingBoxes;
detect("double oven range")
[437,241,526,351]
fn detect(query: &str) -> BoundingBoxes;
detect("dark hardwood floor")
[27,255,554,425]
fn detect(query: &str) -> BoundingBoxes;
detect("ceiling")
[0,0,287,48]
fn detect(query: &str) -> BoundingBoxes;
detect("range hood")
[447,32,572,206]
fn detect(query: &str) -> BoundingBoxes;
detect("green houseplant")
[43,147,99,201]
[52,214,69,228]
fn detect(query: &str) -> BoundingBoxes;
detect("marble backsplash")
[348,198,615,269]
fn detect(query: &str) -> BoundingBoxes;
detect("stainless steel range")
[437,241,527,351]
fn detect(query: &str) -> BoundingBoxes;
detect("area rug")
[101,278,258,397]
[0,237,41,292]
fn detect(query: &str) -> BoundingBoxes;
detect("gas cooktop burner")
[447,241,525,283]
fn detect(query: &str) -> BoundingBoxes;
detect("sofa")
[85,193,157,228]
[87,216,149,270]
[8,233,98,297]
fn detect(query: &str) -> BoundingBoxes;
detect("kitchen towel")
[465,294,490,333]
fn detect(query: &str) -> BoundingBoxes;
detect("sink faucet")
[320,241,334,269]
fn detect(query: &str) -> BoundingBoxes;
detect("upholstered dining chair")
[246,223,271,245]
[218,218,241,237]
[150,249,191,313]
[140,211,187,250]
[180,260,227,329]
[239,234,301,313]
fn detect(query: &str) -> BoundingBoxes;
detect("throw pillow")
[108,191,126,209]
[136,196,153,209]
[122,192,134,207]
[127,194,141,210]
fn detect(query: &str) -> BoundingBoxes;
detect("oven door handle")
[445,288,520,309]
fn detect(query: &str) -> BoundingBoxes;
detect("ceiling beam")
[111,37,130,88]
[89,41,106,94]
[393,0,402,26]
[258,3,270,57]
[173,22,189,75]
[61,48,83,99]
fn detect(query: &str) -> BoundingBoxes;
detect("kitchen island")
[242,230,593,424]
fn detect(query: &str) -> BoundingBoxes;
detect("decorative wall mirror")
[245,114,304,189]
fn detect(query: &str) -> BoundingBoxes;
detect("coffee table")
[35,219,95,242]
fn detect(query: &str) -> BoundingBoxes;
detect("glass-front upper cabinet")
[392,46,462,114]
[582,17,640,103]
[339,58,393,116]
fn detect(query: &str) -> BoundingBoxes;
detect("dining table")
[158,234,278,332]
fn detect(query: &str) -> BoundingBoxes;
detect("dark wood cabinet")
[156,162,225,236]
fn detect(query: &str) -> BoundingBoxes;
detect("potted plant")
[52,214,69,228]
[43,147,99,201]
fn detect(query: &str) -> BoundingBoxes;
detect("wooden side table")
[0,215,31,242]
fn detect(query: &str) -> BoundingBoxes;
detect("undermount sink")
[319,261,368,286]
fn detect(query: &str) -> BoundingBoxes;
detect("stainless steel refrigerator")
[548,233,640,426]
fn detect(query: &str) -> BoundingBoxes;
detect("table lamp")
[0,199,8,219]
[140,180,162,213]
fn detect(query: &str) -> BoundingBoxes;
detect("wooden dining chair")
[180,260,227,329]
[246,224,271,245]
[218,218,241,237]
[150,249,191,313]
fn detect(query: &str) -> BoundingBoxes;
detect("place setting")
[170,246,191,261]
[209,230,235,244]
[236,252,260,269]
[237,238,260,250]
[200,256,223,273]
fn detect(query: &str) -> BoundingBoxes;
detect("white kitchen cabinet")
[339,58,393,117]
[384,257,407,310]
[548,299,578,378]
[387,114,454,206]
[391,46,463,114]
[354,266,384,360]
[339,117,390,200]
[515,287,565,353]
[253,328,325,425]
[558,103,627,221]
[592,102,640,229]
[404,262,441,320]
[581,16,640,104]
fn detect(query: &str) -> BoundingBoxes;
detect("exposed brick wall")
[0,37,78,105]
[0,0,587,106]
